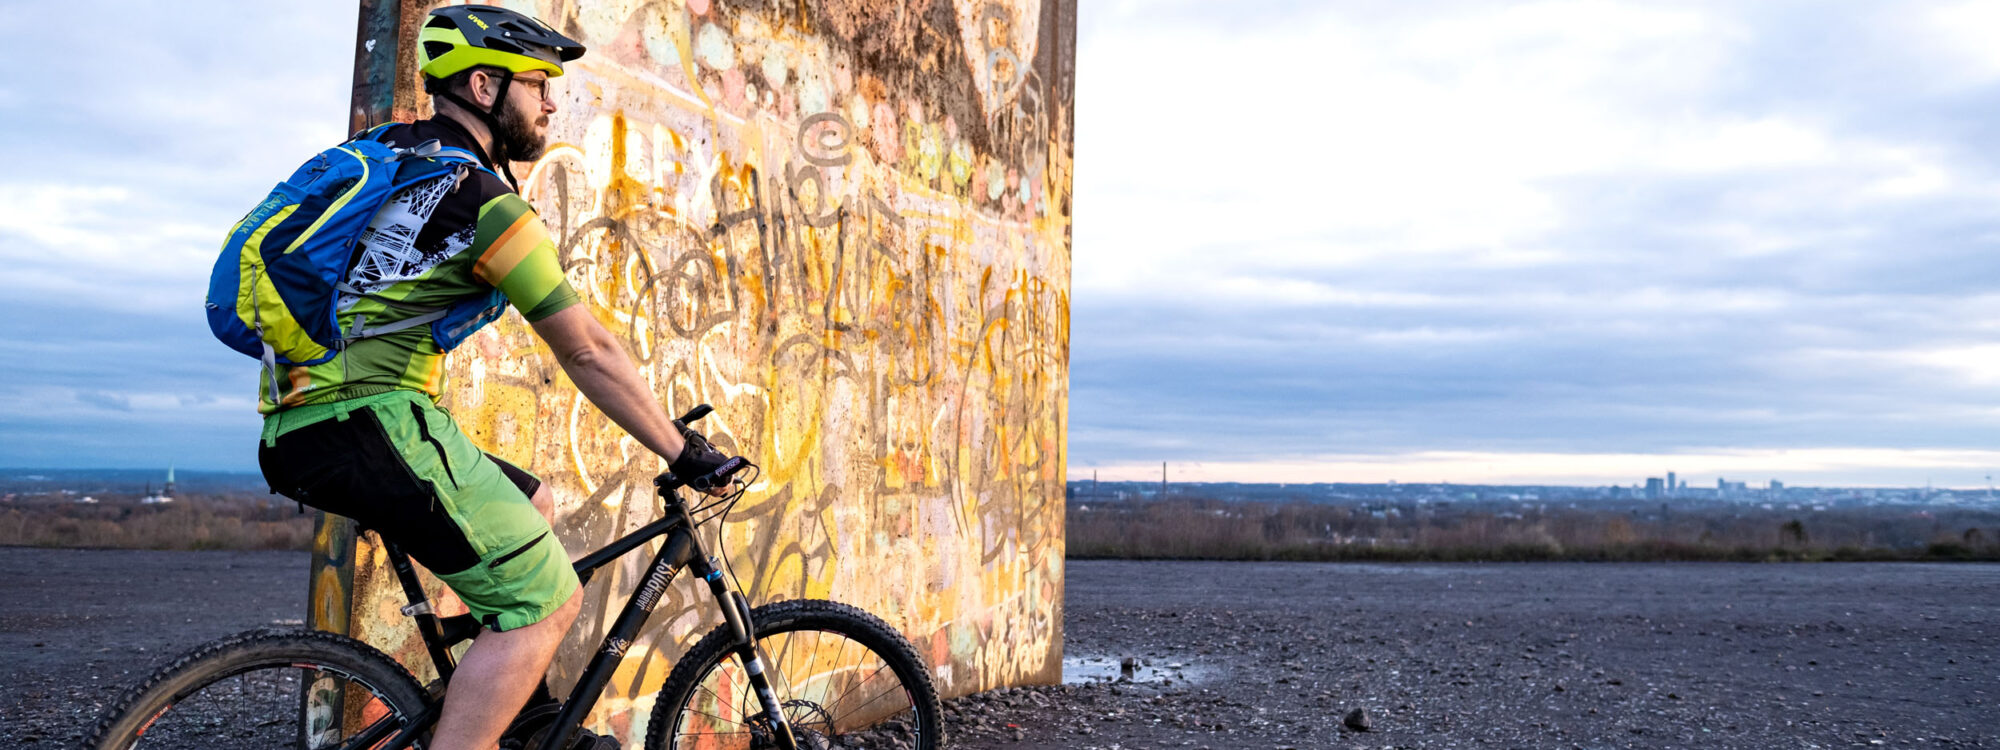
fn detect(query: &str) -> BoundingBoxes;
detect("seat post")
[378,535,462,680]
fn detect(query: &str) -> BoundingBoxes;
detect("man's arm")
[470,194,726,480]
[530,305,688,463]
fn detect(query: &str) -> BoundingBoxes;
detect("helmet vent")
[423,41,455,60]
[485,38,526,55]
[424,14,456,29]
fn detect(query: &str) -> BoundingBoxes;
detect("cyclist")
[255,6,729,749]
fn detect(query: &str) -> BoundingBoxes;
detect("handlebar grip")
[689,457,748,492]
[678,404,713,424]
[655,456,749,494]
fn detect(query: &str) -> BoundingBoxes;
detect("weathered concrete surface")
[323,0,1074,741]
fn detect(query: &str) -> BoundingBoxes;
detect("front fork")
[688,553,798,750]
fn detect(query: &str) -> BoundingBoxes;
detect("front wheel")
[646,599,944,750]
[86,628,432,750]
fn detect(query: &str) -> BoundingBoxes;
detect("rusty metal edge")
[310,0,416,640]
[349,0,424,134]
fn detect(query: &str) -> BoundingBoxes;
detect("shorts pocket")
[437,531,578,632]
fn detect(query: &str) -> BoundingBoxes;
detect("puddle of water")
[1062,655,1215,686]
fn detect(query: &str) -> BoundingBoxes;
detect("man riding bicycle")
[255,6,729,749]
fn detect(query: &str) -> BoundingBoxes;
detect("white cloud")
[1077,0,2000,304]
[0,183,229,313]
[1911,1,2000,88]
[1896,345,2000,387]
[1,2,355,317]
[1650,117,1832,174]
[0,384,258,420]
[0,185,134,249]
[0,184,215,263]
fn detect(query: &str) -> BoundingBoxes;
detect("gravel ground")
[1,547,310,746]
[951,560,2000,750]
[4,548,1995,749]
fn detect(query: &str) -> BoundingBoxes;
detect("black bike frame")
[334,489,796,750]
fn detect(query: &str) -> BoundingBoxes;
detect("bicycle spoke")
[655,603,939,750]
[765,638,798,715]
[321,710,404,750]
[112,663,409,750]
[738,652,755,727]
[831,683,911,727]
[825,658,890,717]
[692,680,741,715]
[671,729,755,737]
[774,630,797,697]
[676,704,745,728]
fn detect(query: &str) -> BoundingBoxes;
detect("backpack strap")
[332,282,454,343]
[258,337,285,403]
[350,123,502,182]
[347,122,399,144]
[343,309,453,341]
[427,145,502,183]
[432,145,480,162]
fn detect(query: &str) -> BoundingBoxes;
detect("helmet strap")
[435,72,523,190]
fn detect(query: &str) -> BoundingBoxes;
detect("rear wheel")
[646,600,943,750]
[87,628,431,750]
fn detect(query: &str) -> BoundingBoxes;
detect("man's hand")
[668,426,735,493]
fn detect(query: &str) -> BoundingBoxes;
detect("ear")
[468,69,500,109]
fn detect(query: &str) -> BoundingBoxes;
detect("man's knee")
[551,585,581,622]
[509,585,581,636]
[529,483,555,525]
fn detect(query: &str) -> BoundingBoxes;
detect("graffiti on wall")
[325,0,1073,741]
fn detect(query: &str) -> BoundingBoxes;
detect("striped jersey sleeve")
[472,193,579,321]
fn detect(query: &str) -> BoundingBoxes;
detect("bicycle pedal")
[497,703,561,749]
[518,729,620,750]
[500,705,623,750]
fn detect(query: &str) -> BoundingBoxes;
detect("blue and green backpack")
[205,125,505,393]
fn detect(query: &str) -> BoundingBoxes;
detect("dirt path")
[5,548,1995,748]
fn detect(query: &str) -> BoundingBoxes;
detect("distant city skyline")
[1077,449,2000,490]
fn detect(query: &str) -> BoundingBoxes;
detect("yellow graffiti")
[321,0,1072,741]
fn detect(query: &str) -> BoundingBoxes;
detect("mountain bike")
[87,405,944,750]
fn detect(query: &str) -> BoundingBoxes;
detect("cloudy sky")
[8,1,2000,487]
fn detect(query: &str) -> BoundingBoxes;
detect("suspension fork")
[687,551,797,750]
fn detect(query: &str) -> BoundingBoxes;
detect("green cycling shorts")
[258,389,578,632]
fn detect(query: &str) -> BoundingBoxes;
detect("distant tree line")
[0,495,314,551]
[1066,497,2000,562]
[11,492,2000,561]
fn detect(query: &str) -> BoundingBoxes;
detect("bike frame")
[331,487,797,750]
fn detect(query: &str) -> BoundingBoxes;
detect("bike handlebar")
[656,456,749,494]
[656,404,749,494]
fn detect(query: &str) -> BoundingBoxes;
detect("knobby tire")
[86,627,431,750]
[644,599,944,750]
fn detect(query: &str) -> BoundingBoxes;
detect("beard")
[495,98,548,162]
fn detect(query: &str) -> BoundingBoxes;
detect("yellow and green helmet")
[417,4,585,80]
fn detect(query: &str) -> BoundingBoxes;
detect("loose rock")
[1344,707,1372,732]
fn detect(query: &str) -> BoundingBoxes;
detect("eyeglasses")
[512,76,552,103]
